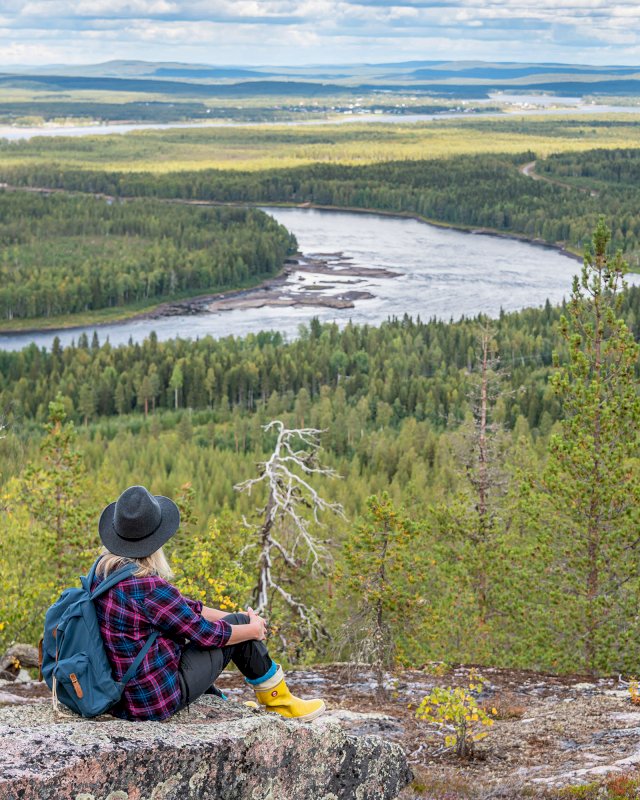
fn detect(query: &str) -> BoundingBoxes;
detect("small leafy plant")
[628,678,640,706]
[555,772,640,800]
[482,691,526,720]
[415,670,496,758]
[605,772,640,799]
[422,661,451,678]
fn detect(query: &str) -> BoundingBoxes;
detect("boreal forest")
[1,121,640,690]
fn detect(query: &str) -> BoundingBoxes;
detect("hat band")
[112,515,163,543]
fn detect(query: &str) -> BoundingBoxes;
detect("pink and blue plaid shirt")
[91,572,232,721]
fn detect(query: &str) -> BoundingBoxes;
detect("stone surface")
[0,695,412,800]
[8,665,640,798]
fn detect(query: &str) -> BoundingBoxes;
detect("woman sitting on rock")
[92,484,326,723]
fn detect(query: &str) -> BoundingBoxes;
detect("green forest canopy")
[2,274,639,675]
[4,148,640,274]
[0,191,295,319]
[1,126,640,679]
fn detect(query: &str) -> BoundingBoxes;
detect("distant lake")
[0,207,602,352]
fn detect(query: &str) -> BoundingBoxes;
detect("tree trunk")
[586,289,603,676]
[255,492,276,614]
[475,329,492,637]
[374,523,390,698]
[477,331,489,524]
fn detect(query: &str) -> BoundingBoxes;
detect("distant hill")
[409,65,640,79]
[153,67,276,79]
[1,59,639,98]
[0,75,349,97]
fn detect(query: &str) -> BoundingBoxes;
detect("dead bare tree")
[468,324,507,634]
[234,420,345,646]
[447,322,511,643]
[465,323,508,536]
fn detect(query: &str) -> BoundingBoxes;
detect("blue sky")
[1,1,639,67]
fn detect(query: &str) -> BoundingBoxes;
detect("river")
[0,207,595,352]
[2,97,640,141]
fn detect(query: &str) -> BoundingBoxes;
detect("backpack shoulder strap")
[120,631,159,686]
[85,556,103,589]
[86,559,161,686]
[90,561,139,600]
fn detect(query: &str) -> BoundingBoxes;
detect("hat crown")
[99,485,180,558]
[113,486,162,541]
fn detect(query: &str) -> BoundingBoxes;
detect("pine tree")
[137,375,153,417]
[18,399,97,583]
[0,399,98,648]
[543,218,640,674]
[78,383,96,426]
[338,494,418,696]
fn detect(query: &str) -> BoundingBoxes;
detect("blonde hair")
[96,546,174,580]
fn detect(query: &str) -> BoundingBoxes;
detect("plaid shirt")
[91,572,232,721]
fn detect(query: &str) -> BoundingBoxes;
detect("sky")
[1,0,640,68]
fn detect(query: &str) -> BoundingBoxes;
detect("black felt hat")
[98,485,180,558]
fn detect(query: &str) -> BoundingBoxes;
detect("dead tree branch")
[234,420,345,644]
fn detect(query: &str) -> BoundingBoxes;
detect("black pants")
[177,612,272,709]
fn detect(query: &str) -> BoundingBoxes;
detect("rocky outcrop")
[0,695,412,800]
[0,643,39,681]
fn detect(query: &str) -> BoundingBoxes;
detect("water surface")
[0,207,591,352]
[2,97,640,141]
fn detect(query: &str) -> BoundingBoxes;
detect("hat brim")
[98,495,180,558]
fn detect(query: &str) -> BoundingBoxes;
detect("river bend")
[0,207,596,351]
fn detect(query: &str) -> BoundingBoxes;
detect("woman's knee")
[222,612,250,625]
[178,644,225,706]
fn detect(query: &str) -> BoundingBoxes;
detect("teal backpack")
[41,557,158,718]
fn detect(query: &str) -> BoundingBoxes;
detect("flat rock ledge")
[0,696,412,800]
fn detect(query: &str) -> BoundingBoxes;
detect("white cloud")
[17,0,176,13]
[0,38,71,61]
[132,19,218,42]
[1,0,640,65]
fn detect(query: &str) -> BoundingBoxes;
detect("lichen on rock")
[0,695,412,800]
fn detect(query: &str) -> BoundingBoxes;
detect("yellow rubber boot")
[252,666,326,722]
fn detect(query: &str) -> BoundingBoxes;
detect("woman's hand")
[225,606,268,645]
[246,606,268,641]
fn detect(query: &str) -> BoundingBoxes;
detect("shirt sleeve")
[141,582,232,648]
[184,596,204,615]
